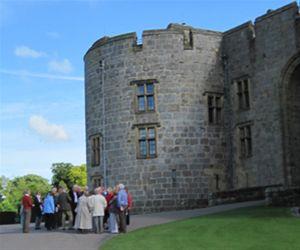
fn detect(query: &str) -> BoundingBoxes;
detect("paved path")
[0,200,264,250]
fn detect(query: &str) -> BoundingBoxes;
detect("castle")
[84,2,300,213]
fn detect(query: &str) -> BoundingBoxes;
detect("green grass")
[101,206,300,250]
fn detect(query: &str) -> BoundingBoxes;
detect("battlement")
[84,23,221,59]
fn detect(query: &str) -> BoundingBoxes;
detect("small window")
[136,82,155,112]
[138,127,157,158]
[236,78,251,110]
[239,124,252,158]
[91,135,101,166]
[207,94,222,125]
[92,176,102,188]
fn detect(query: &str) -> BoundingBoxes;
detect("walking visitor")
[21,190,33,233]
[90,187,107,233]
[57,187,73,230]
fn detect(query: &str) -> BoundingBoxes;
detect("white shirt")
[73,191,78,203]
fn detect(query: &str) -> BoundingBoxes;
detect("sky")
[0,0,295,181]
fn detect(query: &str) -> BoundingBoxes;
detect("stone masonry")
[84,2,300,213]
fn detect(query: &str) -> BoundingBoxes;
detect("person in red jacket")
[21,190,33,233]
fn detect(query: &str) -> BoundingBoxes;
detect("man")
[57,187,73,230]
[21,190,33,233]
[90,187,107,233]
[69,185,80,225]
[33,191,43,230]
[117,184,128,233]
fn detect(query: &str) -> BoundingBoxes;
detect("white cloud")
[48,59,73,74]
[14,46,46,58]
[0,68,83,81]
[29,115,69,141]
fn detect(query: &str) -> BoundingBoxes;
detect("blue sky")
[0,0,294,181]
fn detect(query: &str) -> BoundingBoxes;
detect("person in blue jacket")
[117,184,128,233]
[43,188,56,230]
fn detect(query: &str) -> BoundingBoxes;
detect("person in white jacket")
[90,187,107,233]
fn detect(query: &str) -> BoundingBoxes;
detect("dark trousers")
[35,214,42,229]
[126,210,130,225]
[118,210,127,233]
[103,210,109,225]
[53,211,61,229]
[23,209,31,233]
[44,213,54,230]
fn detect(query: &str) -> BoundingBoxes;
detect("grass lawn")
[101,206,300,250]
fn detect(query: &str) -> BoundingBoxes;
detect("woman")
[108,188,119,234]
[43,190,55,231]
[33,191,43,230]
[74,189,92,233]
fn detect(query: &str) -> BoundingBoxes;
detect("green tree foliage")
[0,174,51,212]
[51,163,87,189]
[51,162,73,188]
[68,164,87,187]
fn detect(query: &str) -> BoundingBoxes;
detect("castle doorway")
[283,55,300,186]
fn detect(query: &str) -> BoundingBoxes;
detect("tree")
[51,163,87,189]
[51,162,73,188]
[0,174,51,212]
[68,164,87,187]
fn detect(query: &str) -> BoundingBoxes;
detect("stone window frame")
[90,134,101,167]
[130,79,159,114]
[203,91,223,125]
[237,121,253,159]
[91,175,102,188]
[132,123,159,159]
[233,76,251,111]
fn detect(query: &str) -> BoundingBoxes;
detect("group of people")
[20,184,133,234]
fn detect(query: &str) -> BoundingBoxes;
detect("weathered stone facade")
[84,2,300,213]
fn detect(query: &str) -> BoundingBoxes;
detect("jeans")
[92,216,104,233]
[35,214,42,229]
[109,213,118,233]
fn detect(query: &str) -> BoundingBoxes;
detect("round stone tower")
[84,24,226,213]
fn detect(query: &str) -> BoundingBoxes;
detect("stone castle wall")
[85,2,300,212]
[222,2,299,188]
[85,25,228,212]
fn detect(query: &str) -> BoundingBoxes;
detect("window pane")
[244,91,250,108]
[238,95,243,110]
[208,107,214,123]
[215,97,221,108]
[146,83,154,94]
[208,96,213,107]
[139,140,147,157]
[147,95,155,110]
[149,140,156,156]
[138,85,144,95]
[240,127,245,138]
[243,80,249,91]
[247,138,252,156]
[237,81,242,93]
[246,126,251,138]
[148,128,155,139]
[139,128,146,139]
[138,96,145,111]
[216,108,221,124]
[241,139,246,157]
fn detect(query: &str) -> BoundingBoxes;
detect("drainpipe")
[100,60,107,188]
